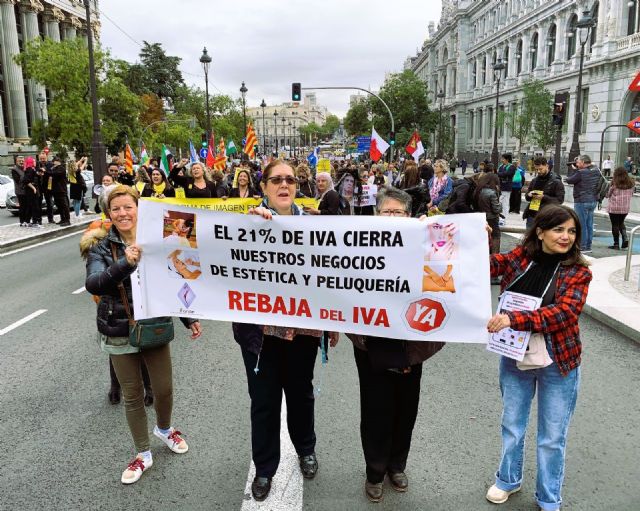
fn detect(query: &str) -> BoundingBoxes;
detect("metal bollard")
[624,225,640,281]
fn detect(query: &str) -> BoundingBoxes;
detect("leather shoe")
[388,471,408,492]
[299,453,318,479]
[365,480,383,503]
[108,387,121,405]
[144,387,154,407]
[251,476,271,501]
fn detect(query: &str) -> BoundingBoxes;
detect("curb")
[0,218,96,255]
[583,303,640,344]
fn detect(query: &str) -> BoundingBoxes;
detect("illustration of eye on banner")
[133,200,492,343]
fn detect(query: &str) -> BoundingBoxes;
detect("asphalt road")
[0,234,639,511]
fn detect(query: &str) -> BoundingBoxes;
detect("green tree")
[16,38,141,155]
[138,41,184,101]
[344,99,372,137]
[321,114,341,139]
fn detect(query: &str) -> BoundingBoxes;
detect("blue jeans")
[495,356,580,511]
[72,198,82,217]
[573,201,596,250]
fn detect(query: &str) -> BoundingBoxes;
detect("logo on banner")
[403,297,448,334]
[178,282,196,309]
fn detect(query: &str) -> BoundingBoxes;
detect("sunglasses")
[266,176,298,186]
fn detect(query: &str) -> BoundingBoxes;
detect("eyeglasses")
[378,209,409,217]
[266,176,298,186]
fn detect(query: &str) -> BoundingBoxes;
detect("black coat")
[44,163,68,195]
[403,183,431,217]
[445,178,473,214]
[11,165,25,195]
[69,172,87,200]
[140,183,176,198]
[523,171,565,219]
[85,227,194,337]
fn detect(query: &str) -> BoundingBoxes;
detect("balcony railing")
[617,32,640,52]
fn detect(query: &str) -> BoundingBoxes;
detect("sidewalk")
[0,213,99,255]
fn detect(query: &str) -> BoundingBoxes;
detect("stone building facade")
[0,0,100,162]
[246,93,328,155]
[405,0,640,170]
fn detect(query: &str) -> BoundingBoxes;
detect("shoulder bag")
[111,243,174,350]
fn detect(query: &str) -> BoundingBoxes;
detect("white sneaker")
[121,455,152,484]
[486,484,520,504]
[153,426,188,453]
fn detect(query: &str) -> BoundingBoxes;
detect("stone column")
[0,5,5,139]
[44,6,63,41]
[21,0,47,127]
[65,15,81,39]
[0,0,28,139]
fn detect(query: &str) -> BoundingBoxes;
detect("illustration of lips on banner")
[132,199,492,343]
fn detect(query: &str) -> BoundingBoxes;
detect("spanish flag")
[243,123,257,159]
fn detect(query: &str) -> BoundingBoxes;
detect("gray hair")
[376,187,412,215]
[578,154,592,165]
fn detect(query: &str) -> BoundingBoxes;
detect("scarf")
[153,182,166,196]
[430,175,446,200]
[260,198,304,216]
[135,181,145,194]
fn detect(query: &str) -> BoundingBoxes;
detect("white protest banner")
[354,184,377,207]
[134,200,492,342]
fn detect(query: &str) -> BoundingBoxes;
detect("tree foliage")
[344,99,371,137]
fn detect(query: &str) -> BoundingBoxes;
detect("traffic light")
[201,132,208,147]
[292,82,301,101]
[552,92,568,127]
[389,131,395,145]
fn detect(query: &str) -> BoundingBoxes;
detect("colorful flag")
[243,123,257,159]
[206,133,215,168]
[307,147,319,167]
[226,140,237,156]
[405,130,425,162]
[140,144,150,165]
[124,143,135,174]
[189,140,199,164]
[370,127,390,163]
[213,137,227,170]
[159,144,171,176]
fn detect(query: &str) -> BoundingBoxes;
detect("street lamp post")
[83,0,107,186]
[199,47,212,138]
[260,99,266,157]
[436,90,445,158]
[281,117,286,156]
[288,122,292,158]
[273,110,279,155]
[36,92,46,150]
[491,58,506,167]
[568,10,595,167]
[240,81,248,161]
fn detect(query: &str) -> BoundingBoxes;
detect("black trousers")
[608,213,628,245]
[16,194,28,224]
[509,188,522,213]
[43,191,54,222]
[353,346,423,484]
[53,193,70,222]
[241,335,318,478]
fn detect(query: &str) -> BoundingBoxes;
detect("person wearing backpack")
[445,174,478,214]
[497,153,516,219]
[509,159,526,213]
[566,155,601,253]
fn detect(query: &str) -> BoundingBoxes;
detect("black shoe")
[365,479,383,503]
[622,241,629,249]
[251,476,271,501]
[58,221,71,226]
[608,245,620,250]
[388,471,408,492]
[299,453,318,479]
[108,387,121,404]
[144,387,154,407]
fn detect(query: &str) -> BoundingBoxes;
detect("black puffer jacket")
[85,227,194,337]
[403,183,430,217]
[446,178,474,214]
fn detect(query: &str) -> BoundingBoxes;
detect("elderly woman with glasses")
[345,187,444,503]
[303,171,349,215]
[232,159,339,502]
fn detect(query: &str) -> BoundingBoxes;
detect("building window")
[581,88,589,134]
[478,109,483,139]
[591,2,599,47]
[567,14,578,59]
[516,39,523,74]
[472,60,477,88]
[481,55,487,85]
[629,0,640,35]
[498,105,505,137]
[488,107,494,137]
[563,94,570,134]
[452,68,457,95]
[547,24,556,65]
[469,111,475,139]
[530,32,538,71]
[504,46,510,77]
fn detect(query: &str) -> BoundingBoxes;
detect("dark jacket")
[169,165,220,198]
[229,185,261,198]
[498,163,516,192]
[297,180,316,198]
[85,227,194,337]
[44,163,68,195]
[69,172,87,201]
[523,171,565,219]
[11,165,25,195]
[319,189,350,215]
[566,165,600,203]
[476,188,501,220]
[404,183,430,217]
[349,334,444,367]
[140,183,176,198]
[22,167,39,196]
[445,178,474,214]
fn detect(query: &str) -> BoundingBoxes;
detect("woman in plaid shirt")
[605,167,635,249]
[484,205,592,511]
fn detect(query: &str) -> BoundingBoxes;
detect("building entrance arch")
[617,90,640,165]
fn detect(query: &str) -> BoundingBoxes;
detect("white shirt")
[602,159,613,170]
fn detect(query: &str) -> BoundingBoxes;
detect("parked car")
[5,170,94,216]
[0,174,13,207]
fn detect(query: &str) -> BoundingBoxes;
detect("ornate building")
[246,93,328,155]
[0,0,100,160]
[405,0,640,169]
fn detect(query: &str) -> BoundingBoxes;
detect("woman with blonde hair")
[427,159,453,213]
[169,161,219,198]
[68,157,88,217]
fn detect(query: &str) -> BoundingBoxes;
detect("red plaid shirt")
[491,246,592,376]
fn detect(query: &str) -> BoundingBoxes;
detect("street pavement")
[1,232,639,511]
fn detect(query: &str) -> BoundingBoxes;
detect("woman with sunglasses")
[233,159,338,502]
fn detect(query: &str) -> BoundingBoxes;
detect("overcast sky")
[99,0,443,118]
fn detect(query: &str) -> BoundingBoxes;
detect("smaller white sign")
[625,137,640,143]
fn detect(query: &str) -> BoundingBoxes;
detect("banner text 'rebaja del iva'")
[132,199,492,342]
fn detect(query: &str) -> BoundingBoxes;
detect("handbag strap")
[110,242,135,327]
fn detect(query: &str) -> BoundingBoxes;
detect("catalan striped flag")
[243,123,257,159]
[213,137,227,170]
[124,143,135,174]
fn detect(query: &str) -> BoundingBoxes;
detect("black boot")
[621,231,629,249]
[144,386,154,407]
[141,361,153,406]
[109,358,121,404]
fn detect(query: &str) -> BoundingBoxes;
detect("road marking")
[0,231,81,258]
[72,286,86,295]
[240,398,303,511]
[0,309,48,336]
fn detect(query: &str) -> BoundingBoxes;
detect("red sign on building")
[629,71,640,92]
[627,116,640,135]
